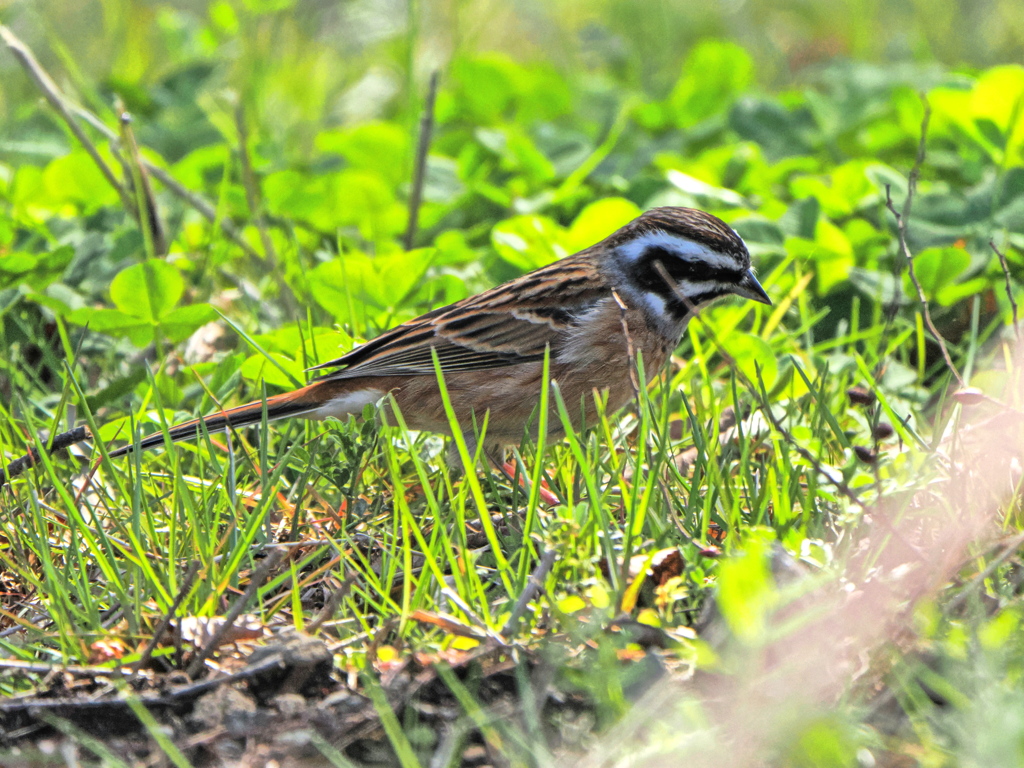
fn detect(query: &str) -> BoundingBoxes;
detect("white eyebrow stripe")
[615,230,742,271]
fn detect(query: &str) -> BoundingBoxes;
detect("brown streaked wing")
[310,254,608,380]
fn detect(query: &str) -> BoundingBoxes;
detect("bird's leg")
[494,446,560,506]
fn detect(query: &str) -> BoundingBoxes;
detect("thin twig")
[0,425,91,486]
[185,549,286,678]
[117,107,167,257]
[0,24,263,263]
[883,96,963,386]
[403,70,440,251]
[990,240,1021,343]
[651,261,866,510]
[0,24,134,214]
[131,560,200,676]
[235,101,277,267]
[610,289,642,403]
[500,547,557,638]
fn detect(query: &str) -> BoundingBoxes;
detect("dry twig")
[186,549,286,678]
[501,547,557,638]
[235,101,277,267]
[0,24,263,263]
[403,71,440,250]
[883,96,963,385]
[610,288,643,403]
[0,426,91,486]
[0,25,134,213]
[991,240,1021,343]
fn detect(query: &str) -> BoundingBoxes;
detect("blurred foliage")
[1,13,1021,400]
[0,1,1024,765]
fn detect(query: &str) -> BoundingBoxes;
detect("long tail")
[2,380,382,484]
[108,379,380,457]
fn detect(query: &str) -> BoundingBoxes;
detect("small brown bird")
[101,204,770,462]
[106,206,770,461]
[0,207,770,483]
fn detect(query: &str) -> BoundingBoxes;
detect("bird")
[99,206,770,466]
[1,207,770,481]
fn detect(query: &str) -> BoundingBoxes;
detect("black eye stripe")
[629,247,741,299]
[639,247,739,283]
[664,288,731,318]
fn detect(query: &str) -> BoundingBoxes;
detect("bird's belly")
[387,342,670,445]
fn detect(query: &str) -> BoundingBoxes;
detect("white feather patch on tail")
[309,389,384,420]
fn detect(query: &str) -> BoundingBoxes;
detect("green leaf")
[331,170,405,240]
[730,98,813,160]
[723,333,779,390]
[715,528,778,642]
[789,160,879,218]
[66,307,154,347]
[309,260,358,323]
[995,167,1024,230]
[110,260,185,322]
[160,304,219,343]
[263,170,332,223]
[309,250,433,318]
[491,215,567,271]
[445,54,569,125]
[315,121,409,187]
[670,40,753,128]
[448,54,522,123]
[565,198,642,253]
[557,595,586,614]
[665,170,747,209]
[785,219,854,295]
[475,126,556,185]
[906,247,971,298]
[240,352,305,390]
[41,149,120,211]
[936,276,988,306]
[172,144,231,189]
[0,253,39,274]
[0,246,73,291]
[788,718,859,767]
[970,66,1024,141]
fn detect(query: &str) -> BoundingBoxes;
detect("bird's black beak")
[732,269,772,305]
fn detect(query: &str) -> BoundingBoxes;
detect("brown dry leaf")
[706,522,727,543]
[409,609,488,640]
[952,387,986,406]
[89,637,128,663]
[618,548,685,613]
[645,549,685,586]
[183,321,232,365]
[178,614,266,648]
[414,647,478,667]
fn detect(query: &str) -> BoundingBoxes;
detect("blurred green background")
[2,0,1023,159]
[1,3,1024,764]
[1,0,1022,413]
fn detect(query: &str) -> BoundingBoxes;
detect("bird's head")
[608,207,771,321]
